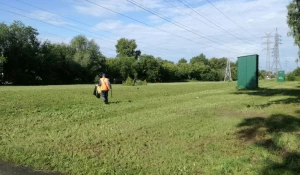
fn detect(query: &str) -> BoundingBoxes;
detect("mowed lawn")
[0,81,299,175]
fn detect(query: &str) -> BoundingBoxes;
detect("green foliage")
[115,38,141,59]
[143,79,147,85]
[178,58,187,64]
[0,56,6,63]
[0,21,105,85]
[287,1,300,48]
[134,79,147,86]
[286,67,300,81]
[118,57,136,79]
[123,76,135,86]
[94,75,100,84]
[0,21,40,84]
[287,72,295,81]
[0,21,243,85]
[136,54,160,82]
[259,70,268,80]
[190,53,209,65]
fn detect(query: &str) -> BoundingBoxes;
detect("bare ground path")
[0,162,62,175]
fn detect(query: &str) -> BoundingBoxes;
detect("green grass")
[0,81,299,174]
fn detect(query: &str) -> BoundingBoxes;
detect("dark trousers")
[101,90,109,103]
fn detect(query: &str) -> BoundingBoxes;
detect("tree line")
[0,21,238,85]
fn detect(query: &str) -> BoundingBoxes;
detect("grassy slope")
[0,81,299,175]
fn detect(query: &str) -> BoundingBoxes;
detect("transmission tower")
[271,28,282,74]
[224,57,232,81]
[262,33,273,73]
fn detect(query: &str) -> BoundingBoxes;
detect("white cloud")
[94,20,123,30]
[73,0,163,17]
[29,10,71,26]
[40,0,298,71]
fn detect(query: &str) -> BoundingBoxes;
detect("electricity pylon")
[224,57,232,81]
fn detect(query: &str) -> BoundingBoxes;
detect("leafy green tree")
[190,53,208,65]
[0,21,40,84]
[190,62,206,80]
[159,60,179,82]
[106,58,121,81]
[135,54,160,82]
[177,62,191,80]
[209,57,226,69]
[118,57,136,79]
[286,67,300,81]
[39,42,83,84]
[230,61,237,81]
[258,70,268,80]
[115,38,141,59]
[287,1,300,59]
[70,35,106,82]
[178,58,187,64]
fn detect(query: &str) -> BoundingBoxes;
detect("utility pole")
[224,57,232,81]
[271,28,282,74]
[262,33,273,74]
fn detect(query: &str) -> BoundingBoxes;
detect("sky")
[0,0,299,72]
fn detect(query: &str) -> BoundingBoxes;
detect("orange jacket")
[99,78,111,91]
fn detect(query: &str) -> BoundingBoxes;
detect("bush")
[123,77,147,86]
[135,80,143,86]
[286,73,295,81]
[123,76,135,86]
[94,75,100,84]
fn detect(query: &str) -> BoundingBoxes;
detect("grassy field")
[0,81,299,175]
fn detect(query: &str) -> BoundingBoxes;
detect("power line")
[0,4,176,58]
[14,0,185,57]
[0,19,116,53]
[0,2,117,43]
[1,19,175,58]
[206,0,259,39]
[162,0,220,32]
[85,0,252,54]
[84,0,209,48]
[126,0,247,53]
[177,0,259,48]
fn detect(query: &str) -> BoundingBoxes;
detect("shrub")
[94,75,100,84]
[123,76,135,86]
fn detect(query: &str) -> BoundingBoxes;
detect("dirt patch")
[0,161,62,175]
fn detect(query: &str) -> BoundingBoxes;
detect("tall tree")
[190,53,209,65]
[287,0,300,59]
[178,58,187,64]
[115,38,141,59]
[134,54,160,82]
[70,35,106,82]
[118,57,136,79]
[0,21,40,84]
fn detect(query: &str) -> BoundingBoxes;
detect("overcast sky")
[0,0,298,72]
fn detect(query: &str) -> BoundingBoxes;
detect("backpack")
[93,85,101,98]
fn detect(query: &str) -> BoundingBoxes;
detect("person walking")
[99,73,112,104]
